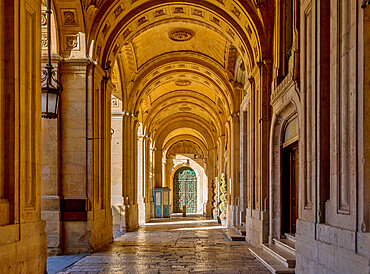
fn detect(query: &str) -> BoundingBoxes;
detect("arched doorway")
[281,115,299,235]
[173,167,197,213]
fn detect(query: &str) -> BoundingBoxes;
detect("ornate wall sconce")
[41,0,63,119]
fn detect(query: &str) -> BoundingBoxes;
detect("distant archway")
[173,167,197,213]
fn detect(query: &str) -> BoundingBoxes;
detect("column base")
[244,207,269,246]
[204,202,212,217]
[112,205,125,237]
[125,205,139,231]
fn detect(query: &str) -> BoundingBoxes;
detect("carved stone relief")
[175,79,191,86]
[138,16,148,26]
[64,34,79,50]
[41,33,48,48]
[102,23,111,37]
[192,9,203,17]
[114,5,124,19]
[169,30,193,42]
[62,10,78,26]
[155,9,166,17]
[41,12,47,26]
[173,7,185,14]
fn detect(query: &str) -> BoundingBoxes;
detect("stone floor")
[48,215,268,273]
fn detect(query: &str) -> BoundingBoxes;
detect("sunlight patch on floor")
[144,219,217,226]
[172,226,223,231]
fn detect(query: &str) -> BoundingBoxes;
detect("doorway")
[281,143,299,234]
[281,116,299,235]
[173,167,197,213]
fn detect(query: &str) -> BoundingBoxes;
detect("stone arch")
[269,100,299,241]
[169,161,207,214]
[90,0,269,70]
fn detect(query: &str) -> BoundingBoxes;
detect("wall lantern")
[41,0,62,119]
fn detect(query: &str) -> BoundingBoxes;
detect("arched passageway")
[0,0,369,273]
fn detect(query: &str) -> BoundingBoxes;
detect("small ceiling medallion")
[175,79,191,86]
[169,30,193,42]
[179,106,192,111]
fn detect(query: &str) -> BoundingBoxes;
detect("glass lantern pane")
[41,93,47,113]
[48,93,57,113]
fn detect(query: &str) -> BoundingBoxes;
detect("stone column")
[111,97,124,235]
[227,112,241,226]
[204,148,216,217]
[149,142,155,218]
[0,0,47,270]
[41,57,62,256]
[122,115,138,231]
[144,137,151,222]
[137,133,145,225]
[59,60,112,253]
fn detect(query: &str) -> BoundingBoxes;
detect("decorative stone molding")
[270,74,297,106]
[138,16,148,26]
[41,33,48,48]
[111,98,119,107]
[226,28,235,39]
[192,9,204,17]
[62,10,78,26]
[41,12,47,26]
[210,16,220,26]
[231,6,241,19]
[64,34,79,50]
[169,30,193,42]
[175,79,191,86]
[102,23,111,37]
[155,9,166,17]
[122,28,132,39]
[113,5,124,19]
[173,7,185,14]
[179,106,192,111]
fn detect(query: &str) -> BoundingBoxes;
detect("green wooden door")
[173,167,197,213]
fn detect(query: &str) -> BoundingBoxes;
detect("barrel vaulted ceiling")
[52,0,273,152]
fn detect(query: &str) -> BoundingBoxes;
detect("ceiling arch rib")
[126,53,236,115]
[166,140,205,159]
[164,135,208,156]
[142,89,225,130]
[77,0,273,163]
[90,0,266,72]
[131,68,232,119]
[154,116,217,151]
[163,132,208,152]
[144,99,223,137]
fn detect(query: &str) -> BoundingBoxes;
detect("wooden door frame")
[280,141,299,235]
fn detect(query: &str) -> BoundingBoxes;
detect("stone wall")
[0,221,47,273]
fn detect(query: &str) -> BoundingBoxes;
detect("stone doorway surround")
[269,79,300,243]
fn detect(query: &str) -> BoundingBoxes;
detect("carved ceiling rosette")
[175,79,191,86]
[169,30,194,42]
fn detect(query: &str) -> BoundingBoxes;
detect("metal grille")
[173,167,197,213]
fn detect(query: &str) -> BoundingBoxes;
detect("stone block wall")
[0,221,47,273]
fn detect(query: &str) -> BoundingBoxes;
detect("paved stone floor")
[48,215,268,273]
